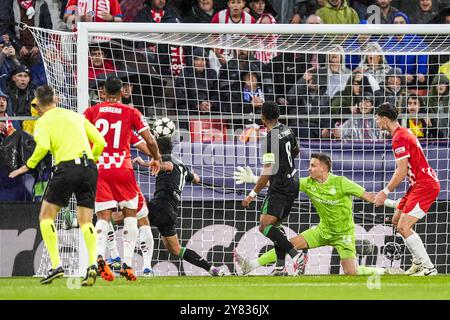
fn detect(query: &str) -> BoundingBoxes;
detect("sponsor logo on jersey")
[329,187,336,195]
[395,146,406,154]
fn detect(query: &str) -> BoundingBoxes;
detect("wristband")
[382,187,390,196]
[249,190,257,198]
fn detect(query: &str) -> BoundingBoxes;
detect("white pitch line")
[171,283,434,288]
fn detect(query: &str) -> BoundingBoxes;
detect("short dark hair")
[157,136,173,155]
[407,94,424,107]
[311,153,332,172]
[375,102,398,121]
[104,76,123,96]
[261,101,280,120]
[35,85,55,107]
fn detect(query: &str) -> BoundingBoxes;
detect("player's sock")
[179,247,211,271]
[107,221,120,259]
[81,223,97,266]
[139,225,154,270]
[404,232,434,268]
[357,265,385,275]
[123,217,138,266]
[40,219,61,269]
[263,224,299,258]
[274,225,286,267]
[257,248,277,267]
[95,219,109,259]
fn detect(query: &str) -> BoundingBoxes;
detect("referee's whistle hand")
[9,165,29,179]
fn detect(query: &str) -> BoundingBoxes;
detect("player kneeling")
[134,136,224,276]
[233,153,403,276]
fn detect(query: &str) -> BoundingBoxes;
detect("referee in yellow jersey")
[9,85,106,286]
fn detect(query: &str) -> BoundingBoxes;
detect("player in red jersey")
[374,103,440,276]
[84,76,161,281]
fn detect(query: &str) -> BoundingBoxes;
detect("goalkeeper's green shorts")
[301,227,356,260]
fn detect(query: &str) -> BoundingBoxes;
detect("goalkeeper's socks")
[257,248,277,267]
[81,222,97,266]
[40,219,61,269]
[107,221,120,259]
[123,217,138,266]
[95,219,109,258]
[404,232,434,268]
[263,225,299,258]
[179,247,211,271]
[139,225,154,270]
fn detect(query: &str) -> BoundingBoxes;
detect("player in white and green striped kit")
[234,153,400,276]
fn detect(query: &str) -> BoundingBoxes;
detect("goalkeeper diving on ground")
[233,152,402,276]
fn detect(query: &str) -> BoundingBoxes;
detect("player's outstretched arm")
[132,157,173,172]
[233,166,270,186]
[360,192,400,209]
[140,129,162,175]
[242,164,272,208]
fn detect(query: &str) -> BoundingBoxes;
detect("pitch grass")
[1,275,450,300]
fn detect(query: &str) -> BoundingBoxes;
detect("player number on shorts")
[285,141,293,167]
[95,119,122,149]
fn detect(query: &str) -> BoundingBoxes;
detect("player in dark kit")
[134,136,225,276]
[240,101,303,275]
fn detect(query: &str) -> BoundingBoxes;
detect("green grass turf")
[1,275,450,300]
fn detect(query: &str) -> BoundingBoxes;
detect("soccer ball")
[152,117,176,138]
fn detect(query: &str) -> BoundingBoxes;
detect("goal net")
[30,23,450,276]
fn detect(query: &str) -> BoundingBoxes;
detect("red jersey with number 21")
[84,102,149,170]
[392,127,439,186]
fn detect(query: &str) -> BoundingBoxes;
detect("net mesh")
[30,25,450,276]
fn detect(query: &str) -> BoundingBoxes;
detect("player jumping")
[374,102,440,276]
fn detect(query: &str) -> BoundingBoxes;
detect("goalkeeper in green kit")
[233,153,400,276]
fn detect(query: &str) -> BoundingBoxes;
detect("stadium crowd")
[2,0,450,200]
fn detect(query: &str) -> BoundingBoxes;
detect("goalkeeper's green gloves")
[233,166,258,184]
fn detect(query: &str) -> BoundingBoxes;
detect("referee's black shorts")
[44,160,98,209]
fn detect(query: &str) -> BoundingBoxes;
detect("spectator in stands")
[5,64,35,130]
[273,14,326,109]
[410,0,439,23]
[175,47,219,120]
[290,0,318,24]
[316,0,360,24]
[382,12,428,87]
[428,74,450,138]
[241,71,265,112]
[89,80,105,106]
[88,47,116,82]
[375,67,407,112]
[335,93,384,141]
[246,0,268,20]
[406,94,436,139]
[0,34,21,92]
[428,3,450,23]
[354,42,392,92]
[0,89,14,141]
[64,0,123,31]
[331,72,372,124]
[286,69,330,139]
[184,0,217,23]
[376,0,399,24]
[12,0,52,86]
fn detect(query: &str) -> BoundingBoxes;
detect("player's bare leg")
[39,201,64,284]
[162,235,224,276]
[138,216,155,276]
[119,207,138,281]
[397,212,437,276]
[96,209,115,281]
